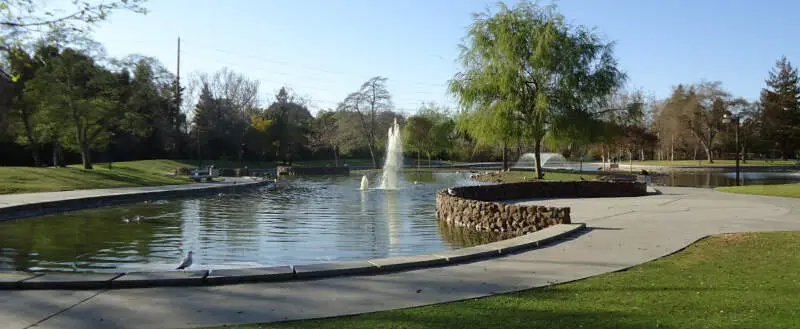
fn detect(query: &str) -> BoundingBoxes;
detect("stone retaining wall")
[436,181,646,235]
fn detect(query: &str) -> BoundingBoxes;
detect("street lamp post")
[723,113,741,186]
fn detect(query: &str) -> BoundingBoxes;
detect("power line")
[179,38,452,88]
[178,50,454,105]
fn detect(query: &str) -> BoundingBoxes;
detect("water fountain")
[513,152,568,169]
[380,118,404,190]
[360,175,369,190]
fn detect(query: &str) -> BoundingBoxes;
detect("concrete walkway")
[2,186,800,329]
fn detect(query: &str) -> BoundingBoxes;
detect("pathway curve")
[2,186,800,329]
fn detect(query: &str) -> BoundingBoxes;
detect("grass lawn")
[0,158,383,194]
[0,159,198,194]
[716,183,800,198]
[207,231,800,329]
[471,170,599,183]
[630,159,798,167]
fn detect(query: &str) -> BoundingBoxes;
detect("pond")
[651,170,800,188]
[0,172,501,273]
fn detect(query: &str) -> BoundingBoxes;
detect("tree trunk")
[368,143,379,169]
[333,145,339,167]
[22,126,40,166]
[501,141,508,171]
[533,139,543,179]
[670,136,675,161]
[81,143,93,169]
[30,146,40,167]
[629,150,633,173]
[701,141,713,163]
[52,144,58,167]
[741,144,747,164]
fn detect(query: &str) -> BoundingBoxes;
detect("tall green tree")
[3,45,51,165]
[760,56,800,159]
[266,87,311,165]
[24,48,119,169]
[448,1,624,178]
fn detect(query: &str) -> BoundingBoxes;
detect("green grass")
[630,159,798,167]
[0,159,198,194]
[206,231,800,329]
[471,170,598,183]
[716,183,800,198]
[0,158,385,194]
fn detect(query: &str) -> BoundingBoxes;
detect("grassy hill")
[0,160,198,194]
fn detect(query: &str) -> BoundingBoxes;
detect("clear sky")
[87,0,799,114]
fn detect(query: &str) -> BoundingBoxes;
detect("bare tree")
[337,76,393,169]
[665,81,745,163]
[210,67,260,116]
[194,68,260,119]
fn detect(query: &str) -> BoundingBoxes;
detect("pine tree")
[760,56,800,158]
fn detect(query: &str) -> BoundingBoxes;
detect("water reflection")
[437,221,511,247]
[0,172,498,273]
[653,170,800,188]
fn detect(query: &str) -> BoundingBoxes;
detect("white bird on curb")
[176,251,193,270]
[447,188,456,196]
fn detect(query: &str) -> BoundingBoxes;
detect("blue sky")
[87,0,799,114]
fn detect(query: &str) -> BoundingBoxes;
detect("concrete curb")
[0,179,272,222]
[0,223,586,290]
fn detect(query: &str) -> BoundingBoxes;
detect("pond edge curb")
[0,223,587,290]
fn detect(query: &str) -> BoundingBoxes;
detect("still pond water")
[0,172,499,273]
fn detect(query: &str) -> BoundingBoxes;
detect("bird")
[176,251,193,270]
[580,176,586,181]
[122,215,143,223]
[447,188,456,196]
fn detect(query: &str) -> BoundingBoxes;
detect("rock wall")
[436,181,646,235]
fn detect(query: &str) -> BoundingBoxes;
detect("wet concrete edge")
[1,223,586,290]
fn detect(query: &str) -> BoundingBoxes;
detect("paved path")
[2,186,800,329]
[0,177,262,210]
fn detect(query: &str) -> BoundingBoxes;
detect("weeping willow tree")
[448,1,625,179]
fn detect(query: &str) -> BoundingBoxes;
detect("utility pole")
[176,37,181,108]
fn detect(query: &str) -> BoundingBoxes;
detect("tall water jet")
[380,118,403,190]
[360,175,369,190]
